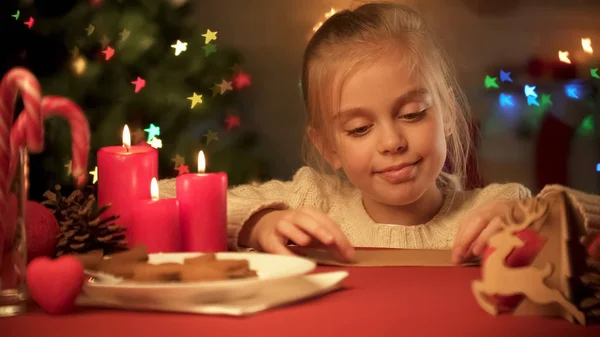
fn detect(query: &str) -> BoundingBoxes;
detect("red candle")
[131,178,181,253]
[176,151,227,252]
[97,125,158,244]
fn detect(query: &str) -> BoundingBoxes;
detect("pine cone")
[42,185,128,257]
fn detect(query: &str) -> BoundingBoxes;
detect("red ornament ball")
[2,194,59,261]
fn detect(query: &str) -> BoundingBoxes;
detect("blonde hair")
[301,2,472,191]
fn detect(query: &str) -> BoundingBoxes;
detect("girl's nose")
[377,124,407,154]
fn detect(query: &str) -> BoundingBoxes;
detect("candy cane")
[10,96,90,187]
[0,67,42,227]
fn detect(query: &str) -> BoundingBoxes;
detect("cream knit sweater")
[158,167,600,251]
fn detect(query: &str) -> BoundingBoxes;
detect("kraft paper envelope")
[289,247,480,267]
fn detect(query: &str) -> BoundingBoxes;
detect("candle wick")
[123,145,130,153]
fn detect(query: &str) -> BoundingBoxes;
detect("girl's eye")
[399,109,428,121]
[345,125,372,137]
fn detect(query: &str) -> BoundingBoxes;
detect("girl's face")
[327,53,448,207]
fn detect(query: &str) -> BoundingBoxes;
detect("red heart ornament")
[26,256,85,315]
[482,228,548,312]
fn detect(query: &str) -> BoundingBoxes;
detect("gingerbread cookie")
[76,245,258,283]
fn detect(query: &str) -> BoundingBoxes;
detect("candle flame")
[150,177,159,200]
[122,125,131,148]
[558,50,571,64]
[582,38,593,54]
[198,150,206,173]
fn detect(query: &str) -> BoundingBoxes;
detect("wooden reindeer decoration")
[471,197,586,325]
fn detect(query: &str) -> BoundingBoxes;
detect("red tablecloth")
[2,266,598,337]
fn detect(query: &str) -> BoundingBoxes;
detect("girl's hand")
[451,200,517,264]
[239,206,356,263]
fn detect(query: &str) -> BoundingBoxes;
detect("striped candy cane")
[10,96,90,187]
[0,68,42,228]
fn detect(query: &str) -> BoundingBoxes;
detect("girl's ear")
[307,126,342,170]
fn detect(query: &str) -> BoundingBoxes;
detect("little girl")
[160,2,600,264]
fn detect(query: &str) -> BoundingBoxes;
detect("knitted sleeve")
[226,166,338,250]
[470,182,532,209]
[538,185,600,234]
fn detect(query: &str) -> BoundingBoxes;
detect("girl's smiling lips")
[374,159,421,183]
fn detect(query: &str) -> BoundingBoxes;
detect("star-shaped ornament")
[148,137,163,149]
[102,46,115,60]
[205,130,219,144]
[225,115,241,131]
[144,123,160,141]
[203,43,217,57]
[484,75,499,89]
[24,17,34,29]
[565,85,579,99]
[499,93,513,107]
[558,50,571,64]
[12,10,20,20]
[217,80,233,95]
[171,40,188,56]
[582,38,593,54]
[188,92,203,108]
[540,94,552,106]
[233,72,251,89]
[89,166,98,184]
[499,70,512,83]
[527,95,539,106]
[524,85,537,98]
[202,29,218,44]
[131,76,146,93]
[85,24,95,36]
[175,164,190,175]
[172,154,185,168]
[592,68,600,79]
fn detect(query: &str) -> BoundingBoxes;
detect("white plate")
[82,252,316,304]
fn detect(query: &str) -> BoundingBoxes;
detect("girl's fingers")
[285,210,336,245]
[275,219,313,247]
[261,234,296,256]
[471,217,505,256]
[300,207,355,262]
[452,214,491,264]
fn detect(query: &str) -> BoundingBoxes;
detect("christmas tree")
[1,0,267,200]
